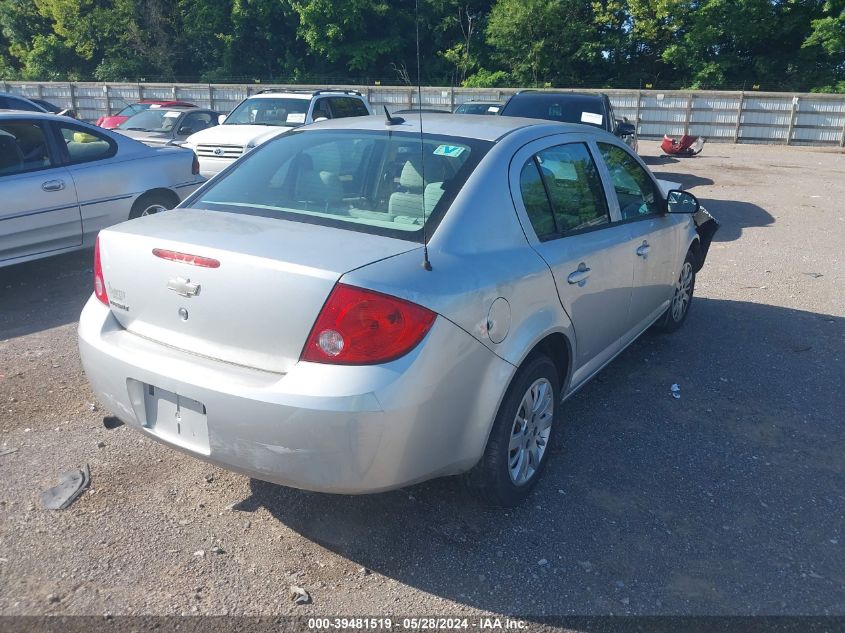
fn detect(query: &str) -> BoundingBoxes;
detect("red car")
[94,100,196,129]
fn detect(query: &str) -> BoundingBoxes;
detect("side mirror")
[666,189,700,214]
[218,114,227,125]
[615,121,636,137]
[177,126,193,136]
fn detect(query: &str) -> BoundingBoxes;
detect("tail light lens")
[301,284,436,365]
[93,235,109,306]
[191,152,200,175]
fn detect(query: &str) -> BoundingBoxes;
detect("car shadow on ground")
[245,297,845,616]
[0,249,93,339]
[651,171,715,190]
[699,199,775,243]
[641,155,679,167]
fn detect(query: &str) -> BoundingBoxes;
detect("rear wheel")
[129,191,178,220]
[659,250,697,332]
[464,354,560,507]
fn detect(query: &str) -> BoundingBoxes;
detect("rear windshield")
[188,129,492,241]
[225,98,310,127]
[119,109,184,132]
[501,96,605,128]
[116,104,150,117]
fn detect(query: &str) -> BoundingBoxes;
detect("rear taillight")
[191,152,200,175]
[301,284,436,365]
[93,235,108,306]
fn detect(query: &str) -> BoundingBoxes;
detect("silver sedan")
[78,114,718,506]
[0,111,205,268]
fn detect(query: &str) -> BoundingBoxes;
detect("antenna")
[415,0,432,271]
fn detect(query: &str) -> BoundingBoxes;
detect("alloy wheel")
[508,377,554,486]
[672,261,693,322]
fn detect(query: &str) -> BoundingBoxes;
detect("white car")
[0,111,205,268]
[184,89,372,178]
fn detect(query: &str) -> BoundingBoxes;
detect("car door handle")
[42,179,65,192]
[636,241,651,257]
[567,264,592,286]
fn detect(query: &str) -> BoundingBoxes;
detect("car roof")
[303,113,595,143]
[139,99,194,105]
[509,91,604,104]
[0,109,58,119]
[247,90,365,100]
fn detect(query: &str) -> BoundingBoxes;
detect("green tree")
[485,0,601,86]
[293,0,411,74]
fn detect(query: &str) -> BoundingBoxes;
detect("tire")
[129,191,178,220]
[463,354,560,507]
[658,249,697,332]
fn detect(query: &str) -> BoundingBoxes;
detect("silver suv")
[185,89,373,178]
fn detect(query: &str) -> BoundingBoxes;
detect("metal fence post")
[733,92,745,143]
[786,96,799,145]
[208,84,214,111]
[840,110,845,148]
[69,83,78,116]
[635,90,642,131]
[684,92,693,136]
[450,86,455,111]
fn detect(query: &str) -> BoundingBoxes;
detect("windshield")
[116,103,150,117]
[456,103,500,115]
[501,96,606,128]
[119,109,184,132]
[188,129,492,241]
[224,98,309,126]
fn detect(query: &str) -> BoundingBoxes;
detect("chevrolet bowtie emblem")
[167,277,201,298]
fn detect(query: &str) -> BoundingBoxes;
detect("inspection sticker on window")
[164,111,181,118]
[580,112,603,125]
[433,144,465,158]
[286,113,306,124]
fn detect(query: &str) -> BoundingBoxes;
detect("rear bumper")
[78,297,513,493]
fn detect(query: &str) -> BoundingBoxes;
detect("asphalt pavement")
[0,141,843,618]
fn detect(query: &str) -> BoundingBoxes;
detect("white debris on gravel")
[289,585,311,605]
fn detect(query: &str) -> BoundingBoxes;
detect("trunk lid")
[98,209,419,373]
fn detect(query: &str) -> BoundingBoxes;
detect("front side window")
[0,122,51,176]
[58,124,116,164]
[181,112,214,134]
[312,98,332,120]
[328,97,368,118]
[225,98,310,127]
[519,143,609,239]
[598,143,661,220]
[190,130,491,241]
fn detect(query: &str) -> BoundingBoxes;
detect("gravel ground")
[0,141,843,619]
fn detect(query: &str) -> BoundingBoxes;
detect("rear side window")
[519,143,609,239]
[0,122,51,176]
[328,97,369,118]
[520,160,556,240]
[190,129,491,241]
[57,124,117,164]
